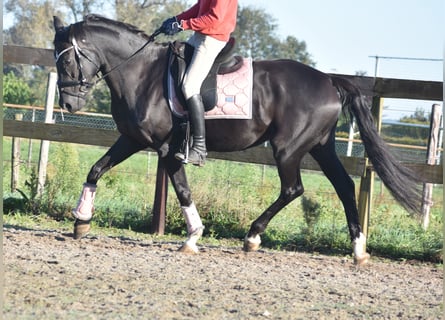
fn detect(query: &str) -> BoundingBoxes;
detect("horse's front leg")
[161,155,204,253]
[73,135,145,239]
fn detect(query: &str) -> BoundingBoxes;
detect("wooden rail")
[4,119,442,184]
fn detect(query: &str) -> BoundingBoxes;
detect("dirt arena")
[3,226,443,319]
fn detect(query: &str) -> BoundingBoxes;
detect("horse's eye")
[63,59,72,66]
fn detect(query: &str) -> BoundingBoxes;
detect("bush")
[43,143,83,219]
[3,72,32,105]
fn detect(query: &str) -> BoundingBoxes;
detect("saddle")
[168,37,244,111]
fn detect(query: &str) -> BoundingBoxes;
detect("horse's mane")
[83,14,151,41]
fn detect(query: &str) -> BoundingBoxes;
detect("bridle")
[55,27,162,91]
[55,37,99,91]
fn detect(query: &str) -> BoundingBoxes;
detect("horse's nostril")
[61,103,73,113]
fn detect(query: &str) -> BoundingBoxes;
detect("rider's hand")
[161,17,183,36]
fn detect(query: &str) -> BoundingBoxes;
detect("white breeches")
[182,32,227,99]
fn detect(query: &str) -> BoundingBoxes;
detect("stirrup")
[187,147,207,166]
[175,144,189,163]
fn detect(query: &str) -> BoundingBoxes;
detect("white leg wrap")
[244,234,261,252]
[181,202,204,235]
[246,234,261,246]
[184,227,204,252]
[353,232,367,257]
[72,183,97,221]
[179,202,204,253]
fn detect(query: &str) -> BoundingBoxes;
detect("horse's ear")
[53,16,65,32]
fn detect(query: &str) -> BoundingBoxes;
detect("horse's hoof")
[243,235,261,252]
[178,243,199,254]
[73,219,91,240]
[354,253,371,266]
[243,242,260,252]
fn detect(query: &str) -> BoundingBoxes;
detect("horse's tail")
[330,75,423,214]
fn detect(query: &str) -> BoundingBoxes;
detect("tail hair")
[331,75,423,214]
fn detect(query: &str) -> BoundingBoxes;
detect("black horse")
[53,15,422,265]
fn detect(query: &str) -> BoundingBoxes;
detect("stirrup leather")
[174,121,191,163]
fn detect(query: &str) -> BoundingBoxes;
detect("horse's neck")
[101,41,169,126]
[99,37,163,71]
[101,43,167,97]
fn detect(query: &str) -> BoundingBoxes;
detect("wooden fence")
[3,45,443,237]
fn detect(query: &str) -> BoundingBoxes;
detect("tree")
[272,35,314,66]
[3,0,63,99]
[400,108,429,124]
[233,6,277,59]
[233,6,315,65]
[4,0,64,48]
[114,0,190,42]
[62,0,105,22]
[3,72,32,105]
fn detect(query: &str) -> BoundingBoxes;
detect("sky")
[237,0,443,119]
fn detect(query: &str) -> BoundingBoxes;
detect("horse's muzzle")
[59,91,86,113]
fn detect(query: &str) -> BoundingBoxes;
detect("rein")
[56,28,162,89]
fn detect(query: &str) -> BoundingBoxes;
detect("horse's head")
[53,16,100,113]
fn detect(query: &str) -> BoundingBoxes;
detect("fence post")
[357,96,383,240]
[421,103,442,230]
[346,121,355,156]
[37,72,57,197]
[27,107,36,168]
[150,157,168,235]
[11,113,23,192]
[357,159,372,236]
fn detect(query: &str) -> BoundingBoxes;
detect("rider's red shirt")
[176,0,238,42]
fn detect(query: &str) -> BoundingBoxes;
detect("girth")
[168,37,244,111]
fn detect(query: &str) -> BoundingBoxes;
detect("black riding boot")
[175,94,207,166]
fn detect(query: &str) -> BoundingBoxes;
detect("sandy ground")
[3,226,443,319]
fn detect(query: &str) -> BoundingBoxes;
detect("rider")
[160,0,238,166]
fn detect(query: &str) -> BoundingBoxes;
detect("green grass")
[3,137,443,263]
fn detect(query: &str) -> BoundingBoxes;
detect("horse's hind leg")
[244,156,304,252]
[73,135,145,239]
[309,136,370,265]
